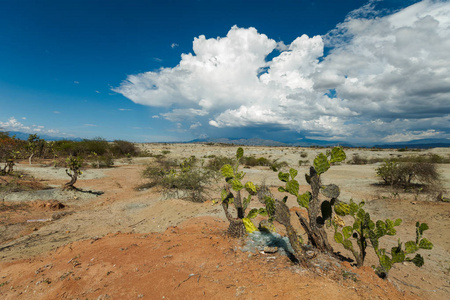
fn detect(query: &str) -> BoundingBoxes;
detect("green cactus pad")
[407,254,424,267]
[342,226,353,239]
[334,232,344,243]
[247,208,259,219]
[405,241,419,254]
[221,164,234,178]
[243,217,257,233]
[278,171,290,182]
[419,238,433,249]
[330,146,346,163]
[236,147,244,160]
[229,179,243,191]
[289,168,298,179]
[286,180,299,196]
[297,192,311,209]
[313,153,330,175]
[245,182,257,195]
[334,201,350,216]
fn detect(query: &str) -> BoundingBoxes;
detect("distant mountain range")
[189,137,450,148]
[5,131,82,142]
[3,130,449,148]
[373,138,450,149]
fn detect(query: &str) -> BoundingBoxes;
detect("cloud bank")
[0,117,64,136]
[114,0,450,143]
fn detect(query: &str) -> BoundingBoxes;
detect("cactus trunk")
[275,200,310,267]
[301,167,333,253]
[221,190,246,238]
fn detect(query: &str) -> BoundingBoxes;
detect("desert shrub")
[298,159,309,166]
[349,154,368,165]
[241,156,288,171]
[376,160,440,188]
[90,153,114,168]
[205,155,234,171]
[300,152,308,158]
[161,150,171,155]
[270,159,289,171]
[142,156,214,202]
[111,140,139,157]
[396,154,450,164]
[79,138,110,156]
[52,140,79,156]
[0,132,23,175]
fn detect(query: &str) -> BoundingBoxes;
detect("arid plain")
[1,144,449,299]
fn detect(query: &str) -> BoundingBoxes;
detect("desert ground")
[0,144,449,299]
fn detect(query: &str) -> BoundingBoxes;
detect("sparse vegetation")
[205,155,234,172]
[142,156,215,202]
[376,160,440,189]
[240,155,289,171]
[216,146,435,279]
[0,132,22,175]
[64,156,83,190]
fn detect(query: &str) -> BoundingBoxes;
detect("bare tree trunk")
[275,200,310,268]
[64,169,78,190]
[28,153,34,165]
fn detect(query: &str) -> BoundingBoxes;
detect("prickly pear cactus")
[219,148,267,238]
[277,146,346,253]
[332,199,433,278]
[332,200,374,267]
[372,221,433,279]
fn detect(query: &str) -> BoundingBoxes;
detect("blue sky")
[1,0,449,144]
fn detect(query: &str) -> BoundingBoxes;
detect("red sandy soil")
[0,216,415,300]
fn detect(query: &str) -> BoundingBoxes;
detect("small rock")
[263,246,278,254]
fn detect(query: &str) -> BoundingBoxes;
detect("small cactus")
[220,148,266,238]
[372,221,433,279]
[64,156,83,190]
[332,200,433,278]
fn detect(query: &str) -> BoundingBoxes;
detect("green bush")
[240,156,288,171]
[395,154,450,164]
[79,138,110,156]
[205,155,234,171]
[349,154,369,165]
[376,160,440,188]
[142,156,214,202]
[111,140,139,157]
[90,154,114,168]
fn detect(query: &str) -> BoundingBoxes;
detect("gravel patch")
[4,188,99,202]
[14,165,107,180]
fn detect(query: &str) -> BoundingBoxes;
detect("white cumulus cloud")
[114,1,450,143]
